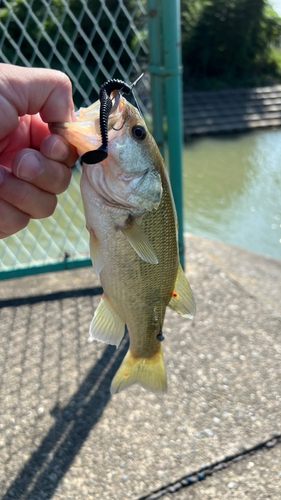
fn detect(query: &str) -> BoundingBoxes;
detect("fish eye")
[131,125,146,141]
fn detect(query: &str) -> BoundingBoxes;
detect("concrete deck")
[1,234,281,500]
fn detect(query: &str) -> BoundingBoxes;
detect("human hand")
[0,64,79,239]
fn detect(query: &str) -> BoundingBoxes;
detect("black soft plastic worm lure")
[81,79,131,165]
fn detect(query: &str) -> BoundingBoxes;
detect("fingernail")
[51,138,69,160]
[17,153,41,180]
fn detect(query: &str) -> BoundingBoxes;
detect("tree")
[1,0,281,95]
[181,0,281,88]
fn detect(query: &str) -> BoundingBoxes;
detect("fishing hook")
[112,117,127,132]
[81,74,144,165]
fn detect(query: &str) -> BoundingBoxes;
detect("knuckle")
[0,200,30,237]
[58,169,72,194]
[52,164,71,194]
[43,195,57,218]
[52,70,72,92]
[54,69,70,82]
[31,195,57,219]
[16,181,32,206]
[14,215,30,233]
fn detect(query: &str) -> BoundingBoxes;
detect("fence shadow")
[3,339,128,500]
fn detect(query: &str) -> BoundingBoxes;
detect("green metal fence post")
[161,0,185,269]
[147,0,165,157]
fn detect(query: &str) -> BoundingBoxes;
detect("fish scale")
[100,175,178,359]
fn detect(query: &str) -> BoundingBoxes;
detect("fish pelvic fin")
[120,219,158,264]
[168,264,196,319]
[89,296,125,347]
[89,229,105,276]
[111,347,167,394]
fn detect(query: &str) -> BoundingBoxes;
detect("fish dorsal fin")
[120,219,158,264]
[89,229,104,276]
[89,296,125,347]
[168,264,196,319]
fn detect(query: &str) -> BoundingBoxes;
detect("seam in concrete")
[136,435,281,499]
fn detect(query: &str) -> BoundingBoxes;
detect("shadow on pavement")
[3,339,128,500]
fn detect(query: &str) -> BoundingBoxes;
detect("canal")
[183,129,281,260]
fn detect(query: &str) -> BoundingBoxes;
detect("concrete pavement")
[0,234,281,500]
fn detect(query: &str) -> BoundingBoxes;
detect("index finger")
[0,64,74,140]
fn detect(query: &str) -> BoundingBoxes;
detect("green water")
[183,129,281,260]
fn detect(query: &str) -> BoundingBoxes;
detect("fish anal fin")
[89,296,125,347]
[111,347,167,394]
[120,219,158,264]
[168,265,196,319]
[89,229,104,276]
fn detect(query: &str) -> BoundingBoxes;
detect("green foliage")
[181,0,281,89]
[1,0,281,96]
[0,0,146,106]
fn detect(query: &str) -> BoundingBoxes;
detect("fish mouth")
[49,95,127,157]
[80,80,132,165]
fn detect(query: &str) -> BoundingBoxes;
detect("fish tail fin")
[111,347,167,394]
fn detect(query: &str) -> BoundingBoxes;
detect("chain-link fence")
[0,0,150,278]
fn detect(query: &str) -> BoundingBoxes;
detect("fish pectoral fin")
[168,264,196,319]
[120,220,158,264]
[89,229,104,276]
[89,296,125,347]
[111,347,167,394]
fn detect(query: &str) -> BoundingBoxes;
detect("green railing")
[0,0,184,279]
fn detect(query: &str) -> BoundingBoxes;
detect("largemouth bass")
[50,80,195,394]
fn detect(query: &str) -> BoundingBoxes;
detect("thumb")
[0,64,74,140]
